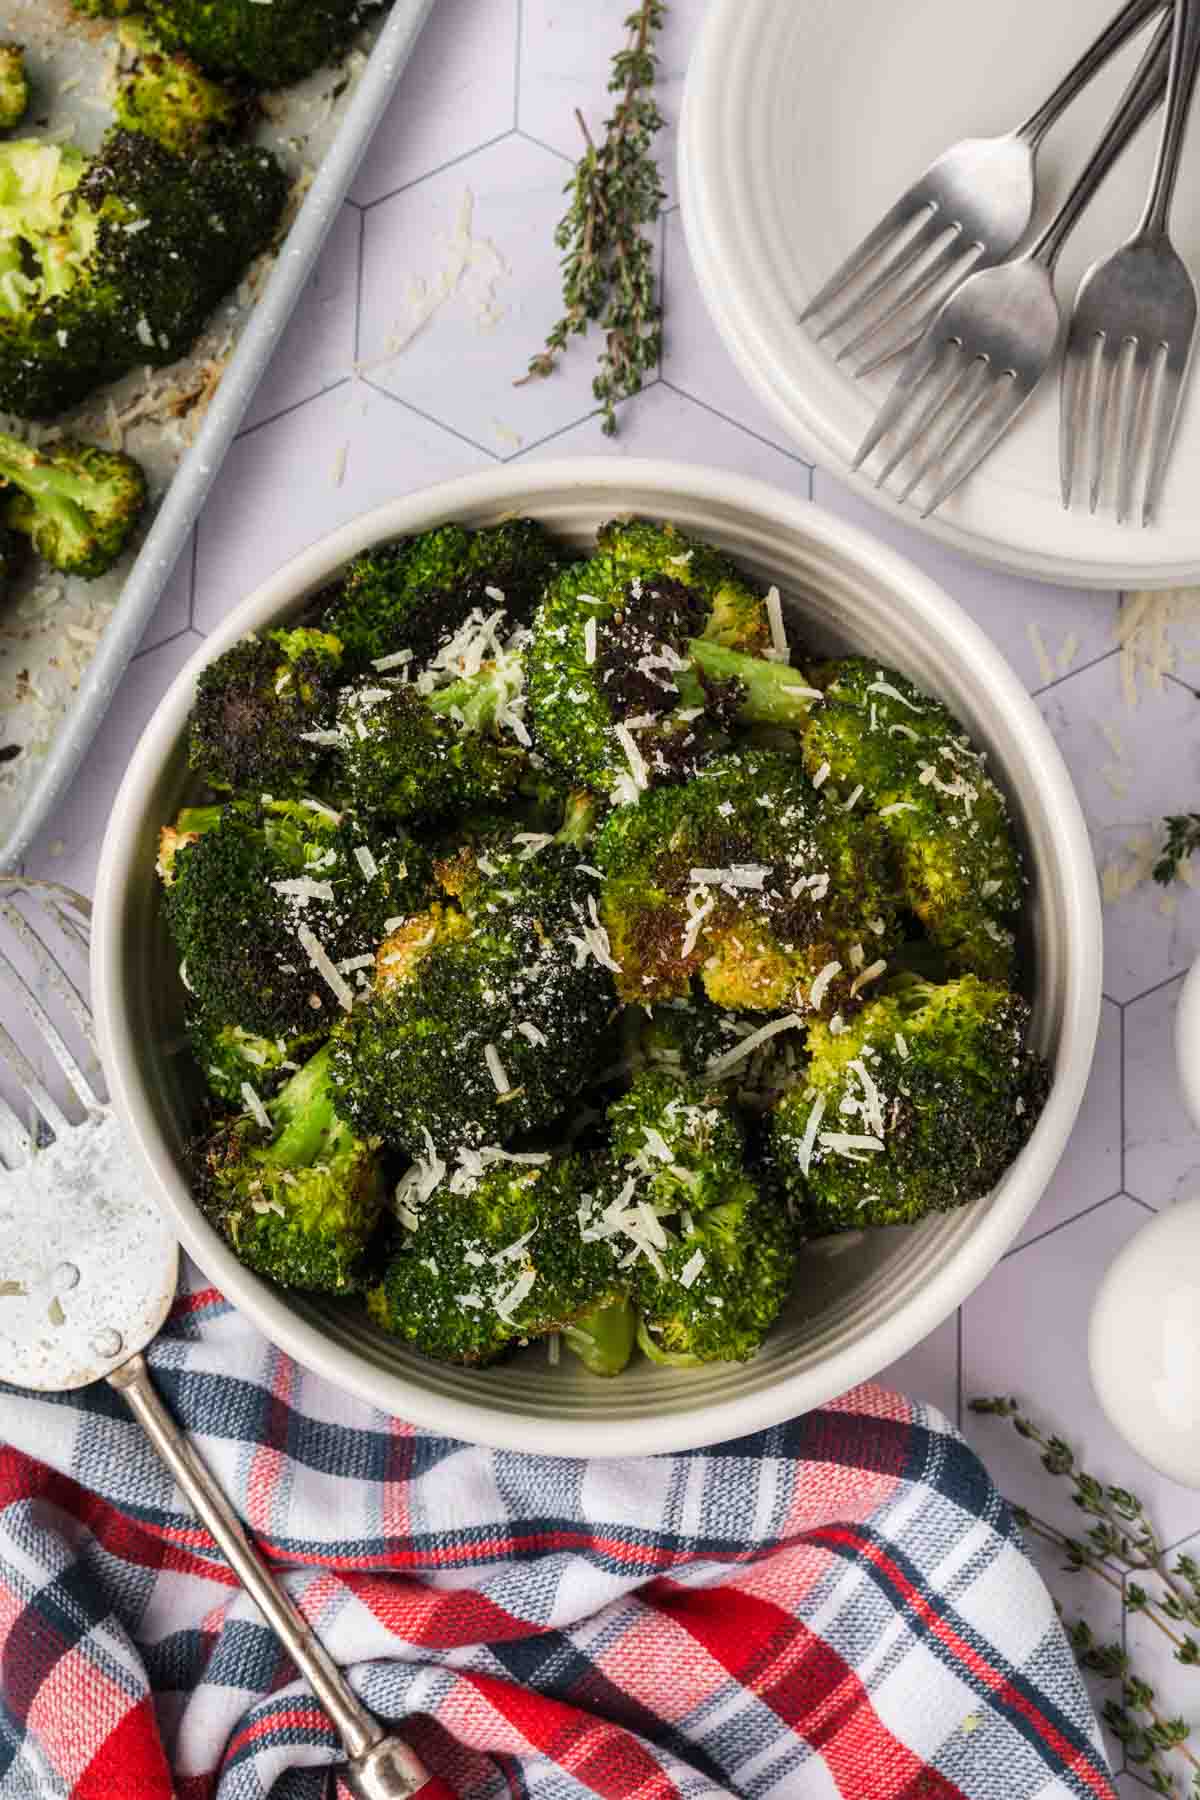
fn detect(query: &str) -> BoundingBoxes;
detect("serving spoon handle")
[110,1354,432,1798]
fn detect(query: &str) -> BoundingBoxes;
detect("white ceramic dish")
[93,459,1102,1456]
[680,0,1200,590]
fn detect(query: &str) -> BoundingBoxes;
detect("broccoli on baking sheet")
[0,130,286,420]
[195,1043,386,1294]
[0,429,147,579]
[0,46,28,131]
[114,23,242,155]
[767,974,1049,1234]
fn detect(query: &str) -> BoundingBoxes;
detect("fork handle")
[1031,11,1173,268]
[1140,0,1200,232]
[108,1353,433,1798]
[1018,0,1169,147]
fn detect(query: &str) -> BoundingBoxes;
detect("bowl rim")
[93,456,1102,1455]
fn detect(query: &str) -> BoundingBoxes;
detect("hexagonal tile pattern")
[358,134,628,453]
[963,1197,1200,1553]
[1125,977,1200,1211]
[193,382,485,636]
[24,9,1200,1763]
[21,632,203,898]
[351,0,519,206]
[662,209,823,461]
[1038,658,1200,1002]
[239,203,361,434]
[1013,998,1123,1251]
[518,0,707,204]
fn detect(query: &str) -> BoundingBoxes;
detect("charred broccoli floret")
[636,1179,795,1366]
[596,518,772,654]
[187,1014,328,1109]
[189,627,344,792]
[803,660,1023,982]
[0,429,146,578]
[330,795,618,1154]
[0,46,28,131]
[125,0,374,88]
[0,130,286,419]
[320,520,563,675]
[595,749,899,1013]
[195,1044,385,1293]
[160,797,432,1036]
[333,650,529,827]
[768,974,1049,1233]
[607,1068,746,1212]
[114,23,241,154]
[367,1153,628,1365]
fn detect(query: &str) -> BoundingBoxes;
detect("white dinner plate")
[680,0,1200,589]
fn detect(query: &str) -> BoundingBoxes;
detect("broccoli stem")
[177,804,223,837]
[686,639,816,728]
[636,1315,700,1369]
[563,1297,636,1376]
[257,1044,343,1167]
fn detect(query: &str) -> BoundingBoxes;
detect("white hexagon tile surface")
[18,11,1200,1768]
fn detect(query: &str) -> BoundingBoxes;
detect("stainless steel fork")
[800,0,1169,375]
[852,13,1172,520]
[1061,0,1200,524]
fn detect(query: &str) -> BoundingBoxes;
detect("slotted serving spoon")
[0,878,432,1800]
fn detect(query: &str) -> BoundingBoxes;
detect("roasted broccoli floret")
[0,46,28,131]
[124,0,374,88]
[607,1068,747,1212]
[0,130,286,419]
[320,520,563,675]
[333,652,530,827]
[595,749,899,1012]
[195,1044,385,1293]
[596,519,772,654]
[638,992,745,1077]
[330,795,618,1154]
[562,1296,637,1376]
[187,1014,327,1109]
[636,1179,795,1366]
[114,23,241,155]
[0,429,146,578]
[768,974,1049,1233]
[160,797,432,1036]
[367,1153,628,1365]
[802,659,1023,983]
[189,627,344,792]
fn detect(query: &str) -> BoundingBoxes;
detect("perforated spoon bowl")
[0,878,430,1800]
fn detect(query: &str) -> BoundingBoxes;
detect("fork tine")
[851,330,949,472]
[816,215,949,343]
[1116,342,1155,526]
[1059,331,1100,509]
[854,326,926,380]
[799,198,934,322]
[916,372,1027,517]
[0,1019,73,1140]
[1084,340,1124,516]
[1142,343,1187,526]
[0,902,101,1094]
[836,237,982,368]
[894,356,993,506]
[873,347,973,489]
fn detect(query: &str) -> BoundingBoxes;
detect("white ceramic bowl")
[93,459,1102,1455]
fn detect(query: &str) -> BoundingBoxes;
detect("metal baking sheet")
[0,0,436,870]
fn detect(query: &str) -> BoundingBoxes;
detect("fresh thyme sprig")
[972,1397,1200,1795]
[517,1,667,435]
[1154,815,1200,886]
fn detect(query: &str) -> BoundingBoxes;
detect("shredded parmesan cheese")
[484,1043,511,1094]
[240,1082,272,1131]
[297,925,355,1010]
[706,1013,803,1076]
[809,961,842,1011]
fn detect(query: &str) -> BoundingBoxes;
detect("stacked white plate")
[680,0,1200,588]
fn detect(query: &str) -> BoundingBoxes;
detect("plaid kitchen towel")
[0,1260,1114,1800]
